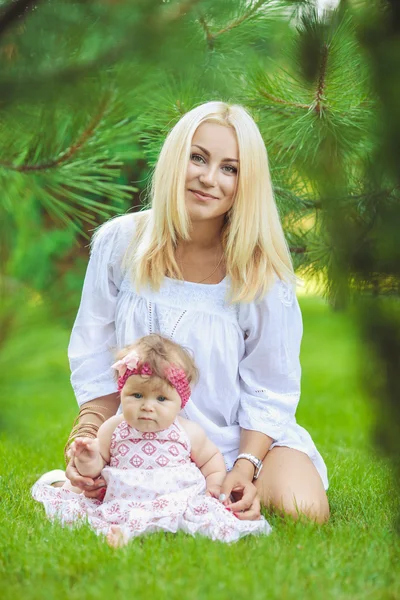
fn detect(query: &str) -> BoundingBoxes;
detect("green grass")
[1,297,399,600]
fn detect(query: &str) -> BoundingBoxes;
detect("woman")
[61,101,329,523]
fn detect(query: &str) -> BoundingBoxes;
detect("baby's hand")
[205,483,223,500]
[70,437,100,464]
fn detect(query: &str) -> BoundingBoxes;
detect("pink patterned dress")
[32,419,271,543]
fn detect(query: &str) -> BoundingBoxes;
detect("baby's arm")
[179,417,226,498]
[71,415,123,478]
[70,437,105,478]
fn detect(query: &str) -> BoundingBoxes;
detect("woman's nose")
[199,165,218,187]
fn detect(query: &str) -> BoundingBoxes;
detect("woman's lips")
[190,190,218,202]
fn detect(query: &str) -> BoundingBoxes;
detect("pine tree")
[0,0,382,327]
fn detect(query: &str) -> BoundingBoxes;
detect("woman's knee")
[267,490,330,524]
[257,447,330,524]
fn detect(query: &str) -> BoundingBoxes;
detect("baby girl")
[32,334,271,545]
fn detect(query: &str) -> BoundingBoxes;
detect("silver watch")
[234,453,263,480]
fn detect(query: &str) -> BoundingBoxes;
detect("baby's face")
[120,375,182,432]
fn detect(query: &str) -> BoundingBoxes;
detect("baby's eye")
[157,396,167,402]
[132,393,143,399]
[191,153,205,164]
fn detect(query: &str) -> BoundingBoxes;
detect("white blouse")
[68,213,328,489]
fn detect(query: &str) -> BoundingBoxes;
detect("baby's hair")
[115,334,199,387]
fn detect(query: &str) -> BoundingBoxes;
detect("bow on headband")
[111,349,191,408]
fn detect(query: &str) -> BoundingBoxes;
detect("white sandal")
[36,469,67,486]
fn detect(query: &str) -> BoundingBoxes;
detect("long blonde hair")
[125,101,296,303]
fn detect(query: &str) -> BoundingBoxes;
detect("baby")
[32,334,271,544]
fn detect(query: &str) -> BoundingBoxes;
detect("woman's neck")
[174,218,226,284]
[179,218,224,252]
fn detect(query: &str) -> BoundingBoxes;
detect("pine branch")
[213,0,267,38]
[198,0,268,49]
[0,95,111,172]
[0,0,204,100]
[259,88,310,110]
[274,185,321,209]
[314,42,328,115]
[162,0,203,24]
[259,41,329,114]
[198,13,214,50]
[0,0,39,37]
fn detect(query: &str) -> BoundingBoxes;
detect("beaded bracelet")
[64,403,116,465]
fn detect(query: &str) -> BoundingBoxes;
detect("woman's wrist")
[64,396,119,464]
[232,458,256,481]
[64,425,98,465]
[236,429,273,481]
[65,403,110,464]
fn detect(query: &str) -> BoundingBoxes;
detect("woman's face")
[185,122,239,225]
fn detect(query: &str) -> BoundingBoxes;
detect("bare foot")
[61,480,84,494]
[106,525,128,548]
[51,481,82,493]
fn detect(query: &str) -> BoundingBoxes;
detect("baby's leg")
[106,525,129,548]
[62,480,84,494]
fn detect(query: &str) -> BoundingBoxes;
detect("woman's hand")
[65,455,107,500]
[219,469,261,521]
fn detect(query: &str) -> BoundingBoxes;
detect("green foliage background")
[0,0,386,329]
[0,2,399,595]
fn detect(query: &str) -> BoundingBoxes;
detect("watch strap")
[234,453,263,480]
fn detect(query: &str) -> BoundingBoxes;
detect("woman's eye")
[157,396,167,402]
[191,153,237,174]
[191,153,205,164]
[222,164,237,174]
[132,393,142,399]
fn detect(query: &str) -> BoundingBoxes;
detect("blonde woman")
[58,101,329,523]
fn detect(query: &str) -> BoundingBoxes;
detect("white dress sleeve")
[238,278,303,441]
[68,216,129,406]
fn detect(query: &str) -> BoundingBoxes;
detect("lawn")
[0,295,399,600]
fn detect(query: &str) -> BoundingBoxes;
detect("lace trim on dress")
[240,385,299,428]
[120,275,238,320]
[148,301,188,340]
[277,280,294,307]
[247,410,294,428]
[241,397,296,428]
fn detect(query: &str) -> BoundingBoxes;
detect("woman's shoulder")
[92,210,149,243]
[91,209,151,262]
[237,274,299,328]
[242,274,297,307]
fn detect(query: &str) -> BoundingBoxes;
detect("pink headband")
[111,350,191,408]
